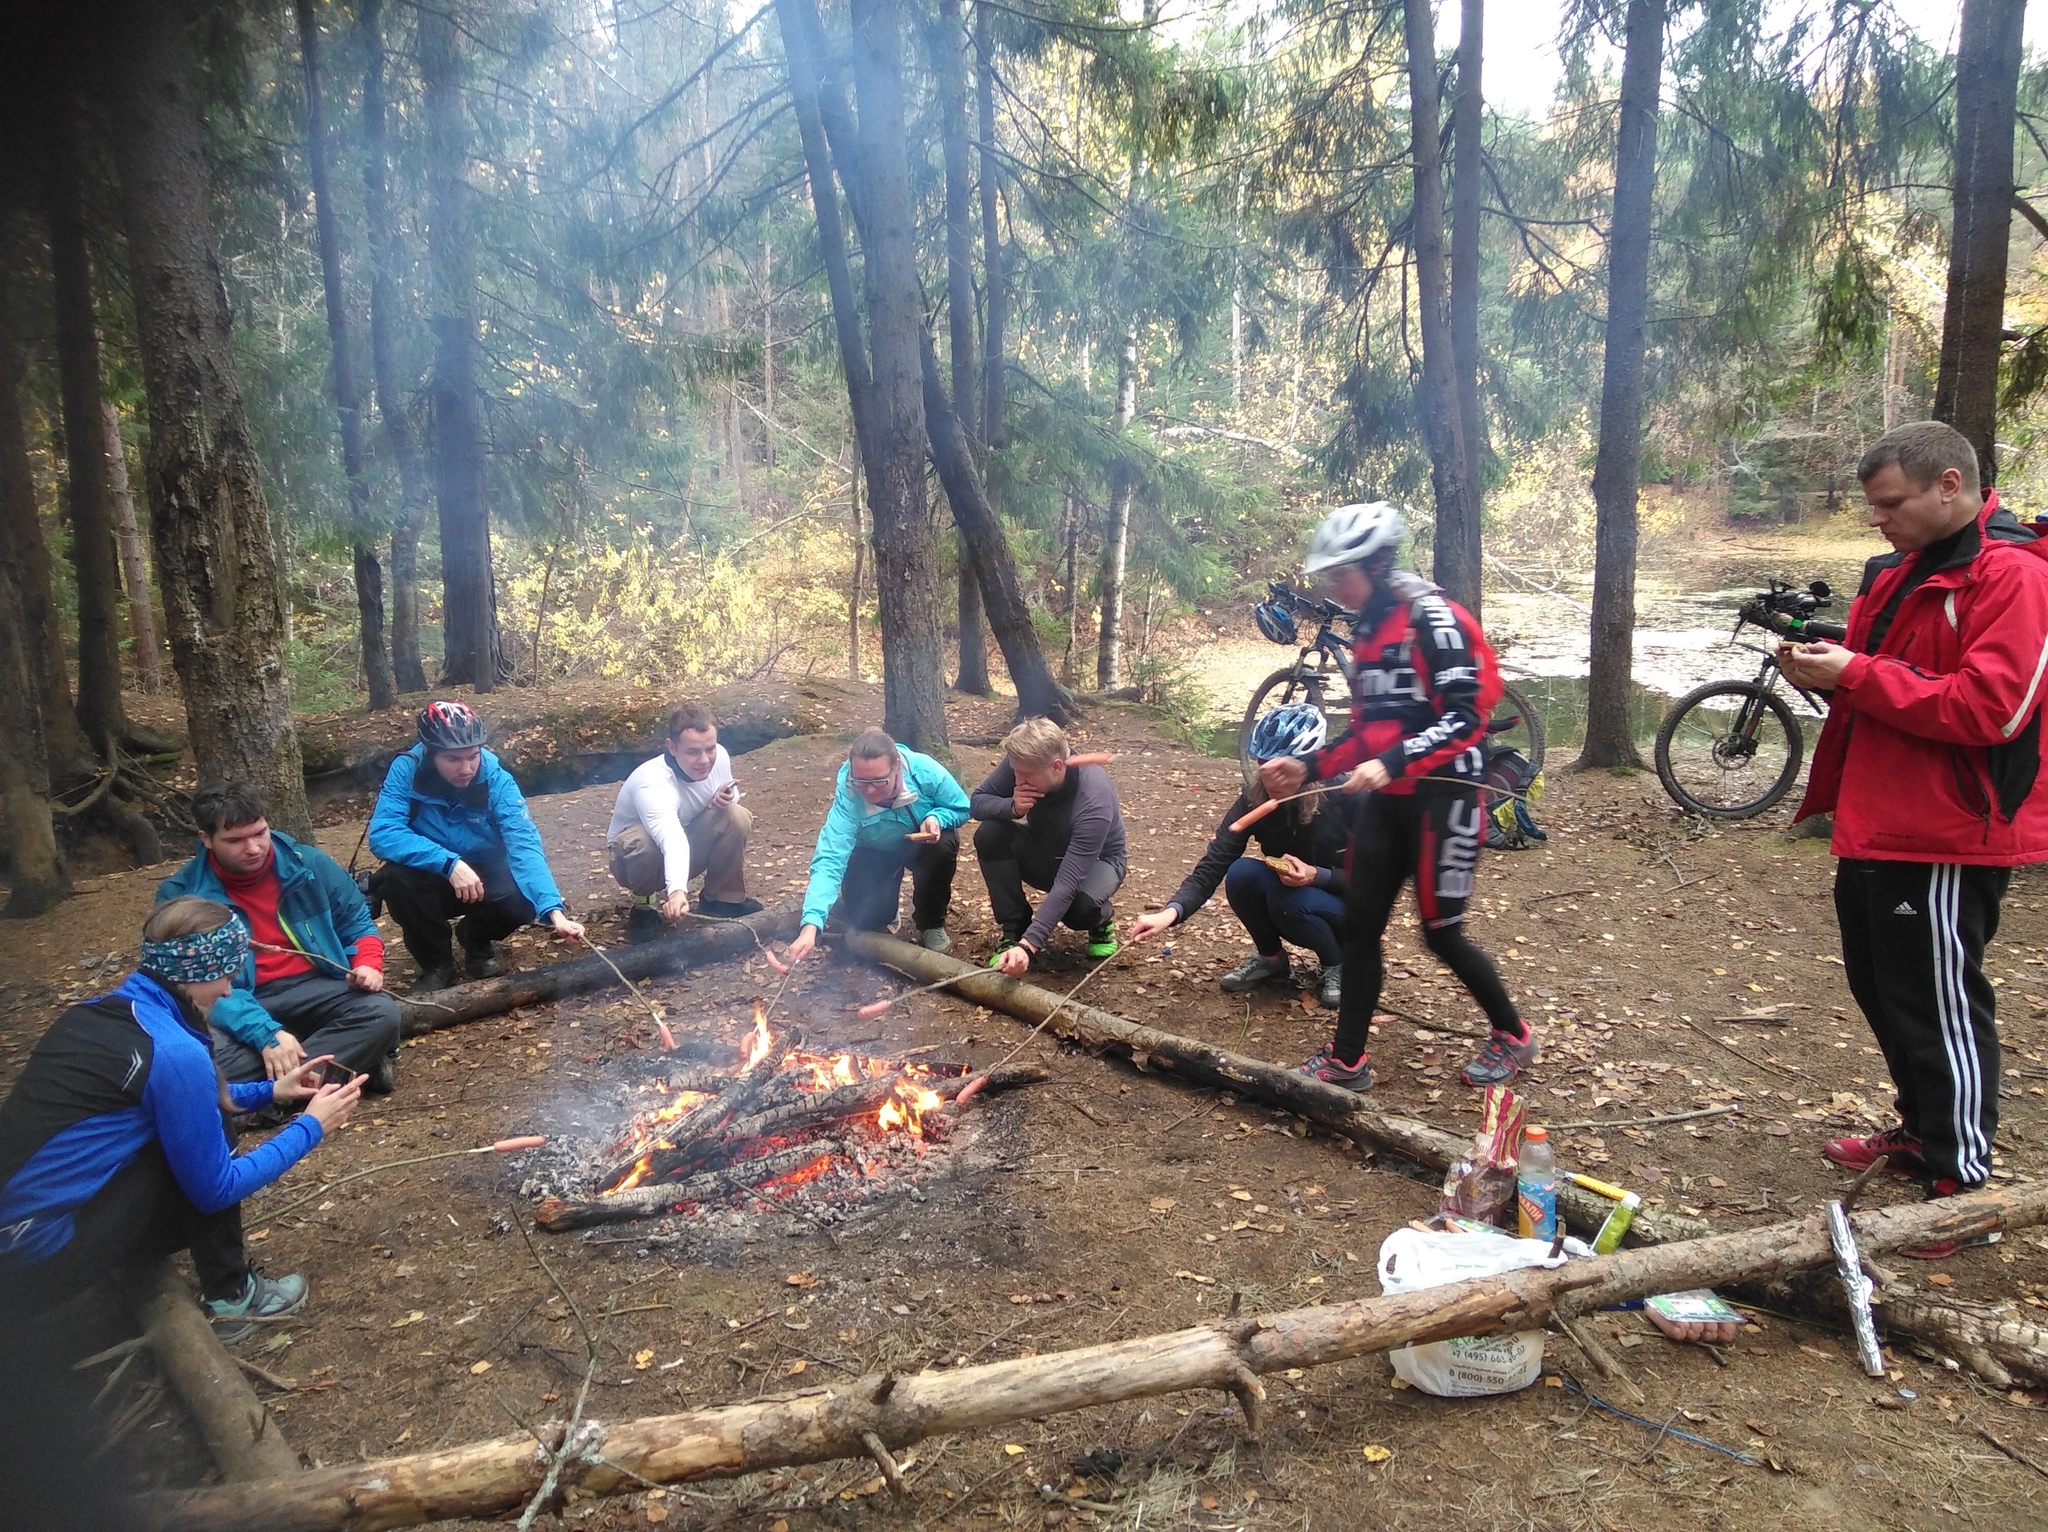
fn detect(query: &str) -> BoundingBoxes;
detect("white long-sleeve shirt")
[606,747,736,895]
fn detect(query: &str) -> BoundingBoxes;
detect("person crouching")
[606,701,763,942]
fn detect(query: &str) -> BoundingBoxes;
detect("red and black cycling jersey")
[1307,571,1504,793]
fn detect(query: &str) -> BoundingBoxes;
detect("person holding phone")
[606,701,763,942]
[0,898,361,1335]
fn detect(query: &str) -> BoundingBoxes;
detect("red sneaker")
[1902,1178,2001,1261]
[1822,1126,1925,1176]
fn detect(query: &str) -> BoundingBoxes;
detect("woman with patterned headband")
[0,898,360,1336]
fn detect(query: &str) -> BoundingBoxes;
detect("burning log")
[133,1260,299,1483]
[395,901,799,1036]
[590,1014,802,1189]
[136,1179,2048,1532]
[534,1142,850,1231]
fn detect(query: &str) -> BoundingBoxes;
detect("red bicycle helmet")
[417,700,488,751]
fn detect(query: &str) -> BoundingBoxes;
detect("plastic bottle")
[1591,1191,1642,1255]
[1515,1126,1557,1240]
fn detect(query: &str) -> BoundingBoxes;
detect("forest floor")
[5,688,2048,1531]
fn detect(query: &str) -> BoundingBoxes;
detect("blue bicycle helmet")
[1247,703,1327,761]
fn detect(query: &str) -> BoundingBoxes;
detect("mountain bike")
[1239,582,1546,790]
[1652,578,1845,818]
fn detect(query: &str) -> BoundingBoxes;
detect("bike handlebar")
[1738,598,1847,644]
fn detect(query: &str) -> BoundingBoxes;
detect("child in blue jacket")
[368,701,585,991]
[780,727,972,966]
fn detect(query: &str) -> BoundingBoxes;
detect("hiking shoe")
[919,927,953,955]
[1316,964,1342,1010]
[1823,1126,1925,1177]
[366,1052,397,1095]
[1461,1030,1539,1086]
[627,905,664,945]
[1086,922,1120,960]
[206,1271,308,1345]
[1296,1042,1373,1091]
[412,964,458,995]
[462,941,501,980]
[700,897,765,918]
[1219,952,1291,994]
[1902,1177,2002,1260]
[987,929,1028,968]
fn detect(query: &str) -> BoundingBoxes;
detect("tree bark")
[103,403,165,694]
[136,1180,2048,1532]
[106,0,310,836]
[1933,0,2026,487]
[1574,0,1665,772]
[1402,0,1481,616]
[1097,322,1137,689]
[0,533,66,915]
[1062,495,1081,685]
[420,2,504,693]
[359,0,429,695]
[296,0,395,711]
[977,0,1007,454]
[134,1260,300,1484]
[1450,0,1485,497]
[46,106,131,749]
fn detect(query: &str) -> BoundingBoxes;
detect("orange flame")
[876,1079,946,1137]
[740,1003,773,1070]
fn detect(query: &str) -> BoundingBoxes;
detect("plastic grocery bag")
[1377,1227,1570,1397]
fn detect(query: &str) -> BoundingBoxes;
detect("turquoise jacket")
[369,746,566,919]
[800,748,971,929]
[154,832,380,1049]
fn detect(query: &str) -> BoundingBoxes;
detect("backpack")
[1480,746,1546,850]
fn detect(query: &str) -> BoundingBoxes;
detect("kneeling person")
[608,702,763,942]
[369,701,585,992]
[1129,704,1349,1006]
[156,782,401,1093]
[973,719,1127,975]
[780,728,971,967]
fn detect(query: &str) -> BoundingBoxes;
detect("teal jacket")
[800,748,971,930]
[154,833,380,1049]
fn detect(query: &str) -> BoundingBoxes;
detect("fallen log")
[398,901,799,1035]
[841,931,1708,1246]
[136,1178,2048,1532]
[134,1260,299,1482]
[535,1141,848,1231]
[1870,1289,2048,1388]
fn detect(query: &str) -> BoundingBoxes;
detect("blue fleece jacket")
[800,748,971,930]
[0,973,319,1269]
[154,831,381,1049]
[368,745,566,918]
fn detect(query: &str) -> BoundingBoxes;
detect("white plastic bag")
[1377,1227,1569,1397]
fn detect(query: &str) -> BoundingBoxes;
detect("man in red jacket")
[1785,421,2048,1256]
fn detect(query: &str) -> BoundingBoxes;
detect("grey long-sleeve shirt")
[971,761,1128,948]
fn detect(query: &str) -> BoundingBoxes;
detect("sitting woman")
[1129,705,1350,1006]
[0,898,360,1334]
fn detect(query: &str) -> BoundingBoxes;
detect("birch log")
[135,1179,2048,1532]
[135,1260,300,1482]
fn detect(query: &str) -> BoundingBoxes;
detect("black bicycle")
[1652,578,1846,818]
[1240,582,1546,789]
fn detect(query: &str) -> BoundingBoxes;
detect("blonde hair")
[143,896,236,944]
[1003,717,1070,768]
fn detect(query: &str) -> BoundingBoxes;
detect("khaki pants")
[609,802,753,904]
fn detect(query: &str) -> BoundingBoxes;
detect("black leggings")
[1333,788,1523,1060]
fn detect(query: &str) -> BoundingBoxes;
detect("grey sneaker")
[1461,1030,1540,1086]
[1316,964,1342,1009]
[919,927,953,954]
[205,1271,308,1344]
[1219,952,1290,994]
[1296,1042,1373,1091]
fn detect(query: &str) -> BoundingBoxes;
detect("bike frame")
[1726,620,1829,718]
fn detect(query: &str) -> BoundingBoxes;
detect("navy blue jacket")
[0,974,320,1269]
[369,746,566,918]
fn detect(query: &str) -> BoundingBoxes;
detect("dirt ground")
[6,688,2048,1531]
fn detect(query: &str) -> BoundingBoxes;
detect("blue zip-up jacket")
[0,973,320,1269]
[155,832,381,1049]
[369,745,566,918]
[800,747,971,930]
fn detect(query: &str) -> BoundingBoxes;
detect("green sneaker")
[1086,922,1119,960]
[205,1271,308,1345]
[988,929,1026,968]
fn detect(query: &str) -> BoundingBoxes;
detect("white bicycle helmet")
[1302,501,1405,574]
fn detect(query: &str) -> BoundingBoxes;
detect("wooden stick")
[132,1260,299,1483]
[254,1137,547,1223]
[133,1180,2048,1532]
[1674,1013,1800,1078]
[1980,1426,2048,1482]
[575,933,676,1049]
[1555,1314,1645,1404]
[1547,1105,1735,1132]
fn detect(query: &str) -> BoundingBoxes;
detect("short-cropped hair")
[1003,717,1070,767]
[1858,420,1979,490]
[193,781,269,837]
[849,726,898,762]
[665,702,715,739]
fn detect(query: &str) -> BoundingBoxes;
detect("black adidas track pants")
[1834,858,2008,1187]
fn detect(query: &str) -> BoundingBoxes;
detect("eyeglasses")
[850,772,897,790]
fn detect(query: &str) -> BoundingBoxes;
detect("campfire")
[534,1005,1045,1232]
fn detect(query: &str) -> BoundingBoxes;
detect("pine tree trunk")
[1402,0,1481,616]
[1934,0,2026,487]
[46,109,131,749]
[360,0,429,694]
[1062,497,1081,686]
[1097,323,1137,690]
[106,0,310,834]
[102,403,164,694]
[977,0,1007,456]
[0,548,64,915]
[420,2,504,693]
[937,0,988,698]
[1450,0,1485,499]
[1574,0,1666,772]
[298,0,395,712]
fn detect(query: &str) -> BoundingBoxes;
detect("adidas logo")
[1893,901,1917,916]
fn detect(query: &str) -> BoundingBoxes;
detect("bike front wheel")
[1654,681,1805,818]
[1239,668,1345,790]
[1490,681,1547,772]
